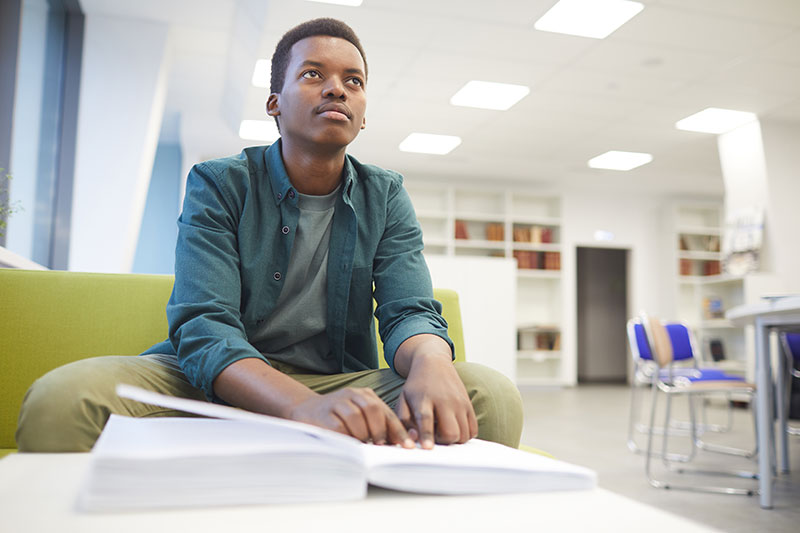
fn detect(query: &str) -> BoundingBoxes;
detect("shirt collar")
[265,139,357,206]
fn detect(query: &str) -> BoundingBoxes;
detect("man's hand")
[289,388,415,447]
[393,335,478,449]
[213,358,413,447]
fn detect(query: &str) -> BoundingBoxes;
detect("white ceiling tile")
[610,3,796,55]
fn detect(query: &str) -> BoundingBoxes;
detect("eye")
[348,77,364,87]
[302,70,321,79]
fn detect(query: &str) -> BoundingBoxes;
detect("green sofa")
[0,269,466,456]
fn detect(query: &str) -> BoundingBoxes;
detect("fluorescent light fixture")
[588,150,652,171]
[399,133,462,155]
[534,0,644,39]
[306,0,363,6]
[675,107,758,134]
[239,120,280,142]
[450,80,530,111]
[251,59,270,88]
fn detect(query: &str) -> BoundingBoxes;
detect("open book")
[77,385,596,511]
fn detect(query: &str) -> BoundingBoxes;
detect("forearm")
[212,358,317,419]
[393,333,453,377]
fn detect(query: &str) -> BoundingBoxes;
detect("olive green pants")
[16,354,523,452]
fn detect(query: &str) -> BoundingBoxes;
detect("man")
[16,18,523,452]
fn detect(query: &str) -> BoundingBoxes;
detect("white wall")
[561,189,670,384]
[69,14,170,272]
[761,119,800,294]
[718,118,800,297]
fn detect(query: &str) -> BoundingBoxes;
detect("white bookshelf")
[674,204,746,375]
[406,184,565,386]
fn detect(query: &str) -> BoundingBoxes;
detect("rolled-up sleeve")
[372,178,454,371]
[167,163,267,401]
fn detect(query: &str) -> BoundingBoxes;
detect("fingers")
[414,402,435,449]
[334,388,411,446]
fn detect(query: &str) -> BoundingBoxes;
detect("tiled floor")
[519,384,800,533]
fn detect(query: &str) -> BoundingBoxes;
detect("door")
[577,247,628,383]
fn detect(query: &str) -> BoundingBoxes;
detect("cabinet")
[405,184,565,386]
[675,204,746,374]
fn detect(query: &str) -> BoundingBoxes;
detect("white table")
[0,453,722,533]
[727,295,800,509]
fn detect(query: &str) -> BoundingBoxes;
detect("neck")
[280,138,347,195]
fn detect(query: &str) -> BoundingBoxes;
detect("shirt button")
[273,272,282,281]
[281,226,290,235]
[288,190,296,199]
[277,192,283,200]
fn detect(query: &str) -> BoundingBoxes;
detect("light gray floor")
[519,384,800,533]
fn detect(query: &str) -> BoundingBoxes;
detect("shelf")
[511,242,561,252]
[414,210,448,220]
[677,226,722,236]
[422,238,449,247]
[512,216,561,226]
[679,275,744,285]
[699,319,736,329]
[516,269,561,279]
[517,350,561,362]
[454,239,505,250]
[678,251,722,261]
[453,212,504,223]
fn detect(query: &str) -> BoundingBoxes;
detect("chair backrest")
[627,318,653,361]
[663,323,697,362]
[782,332,800,361]
[628,316,698,367]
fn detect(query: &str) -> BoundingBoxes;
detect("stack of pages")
[77,385,596,511]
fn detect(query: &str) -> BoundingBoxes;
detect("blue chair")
[641,315,758,495]
[777,332,800,473]
[626,318,746,456]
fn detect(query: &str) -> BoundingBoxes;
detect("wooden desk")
[0,453,722,533]
[727,295,800,509]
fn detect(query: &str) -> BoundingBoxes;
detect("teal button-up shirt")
[142,141,453,401]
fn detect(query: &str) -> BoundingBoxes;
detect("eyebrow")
[299,60,365,78]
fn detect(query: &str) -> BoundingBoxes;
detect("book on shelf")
[679,258,692,276]
[703,260,721,276]
[485,222,504,241]
[513,227,531,243]
[454,219,469,239]
[77,385,596,512]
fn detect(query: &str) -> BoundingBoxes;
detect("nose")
[322,76,346,99]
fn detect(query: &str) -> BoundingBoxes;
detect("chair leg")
[777,343,790,473]
[646,389,757,496]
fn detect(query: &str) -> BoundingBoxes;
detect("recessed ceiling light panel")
[399,133,462,155]
[534,0,644,39]
[450,80,530,111]
[588,150,653,171]
[239,120,280,142]
[675,107,757,134]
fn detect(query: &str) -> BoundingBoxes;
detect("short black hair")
[270,18,368,94]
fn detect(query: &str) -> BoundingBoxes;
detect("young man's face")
[268,35,367,151]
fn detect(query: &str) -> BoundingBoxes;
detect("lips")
[316,103,352,120]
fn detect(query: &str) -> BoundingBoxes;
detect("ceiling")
[79,0,800,195]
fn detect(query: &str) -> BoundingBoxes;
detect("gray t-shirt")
[250,185,340,373]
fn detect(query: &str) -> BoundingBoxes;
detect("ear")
[266,93,280,117]
[360,116,366,130]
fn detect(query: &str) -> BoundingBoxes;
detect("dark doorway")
[577,247,628,383]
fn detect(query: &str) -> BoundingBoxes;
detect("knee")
[16,359,111,452]
[455,362,523,448]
